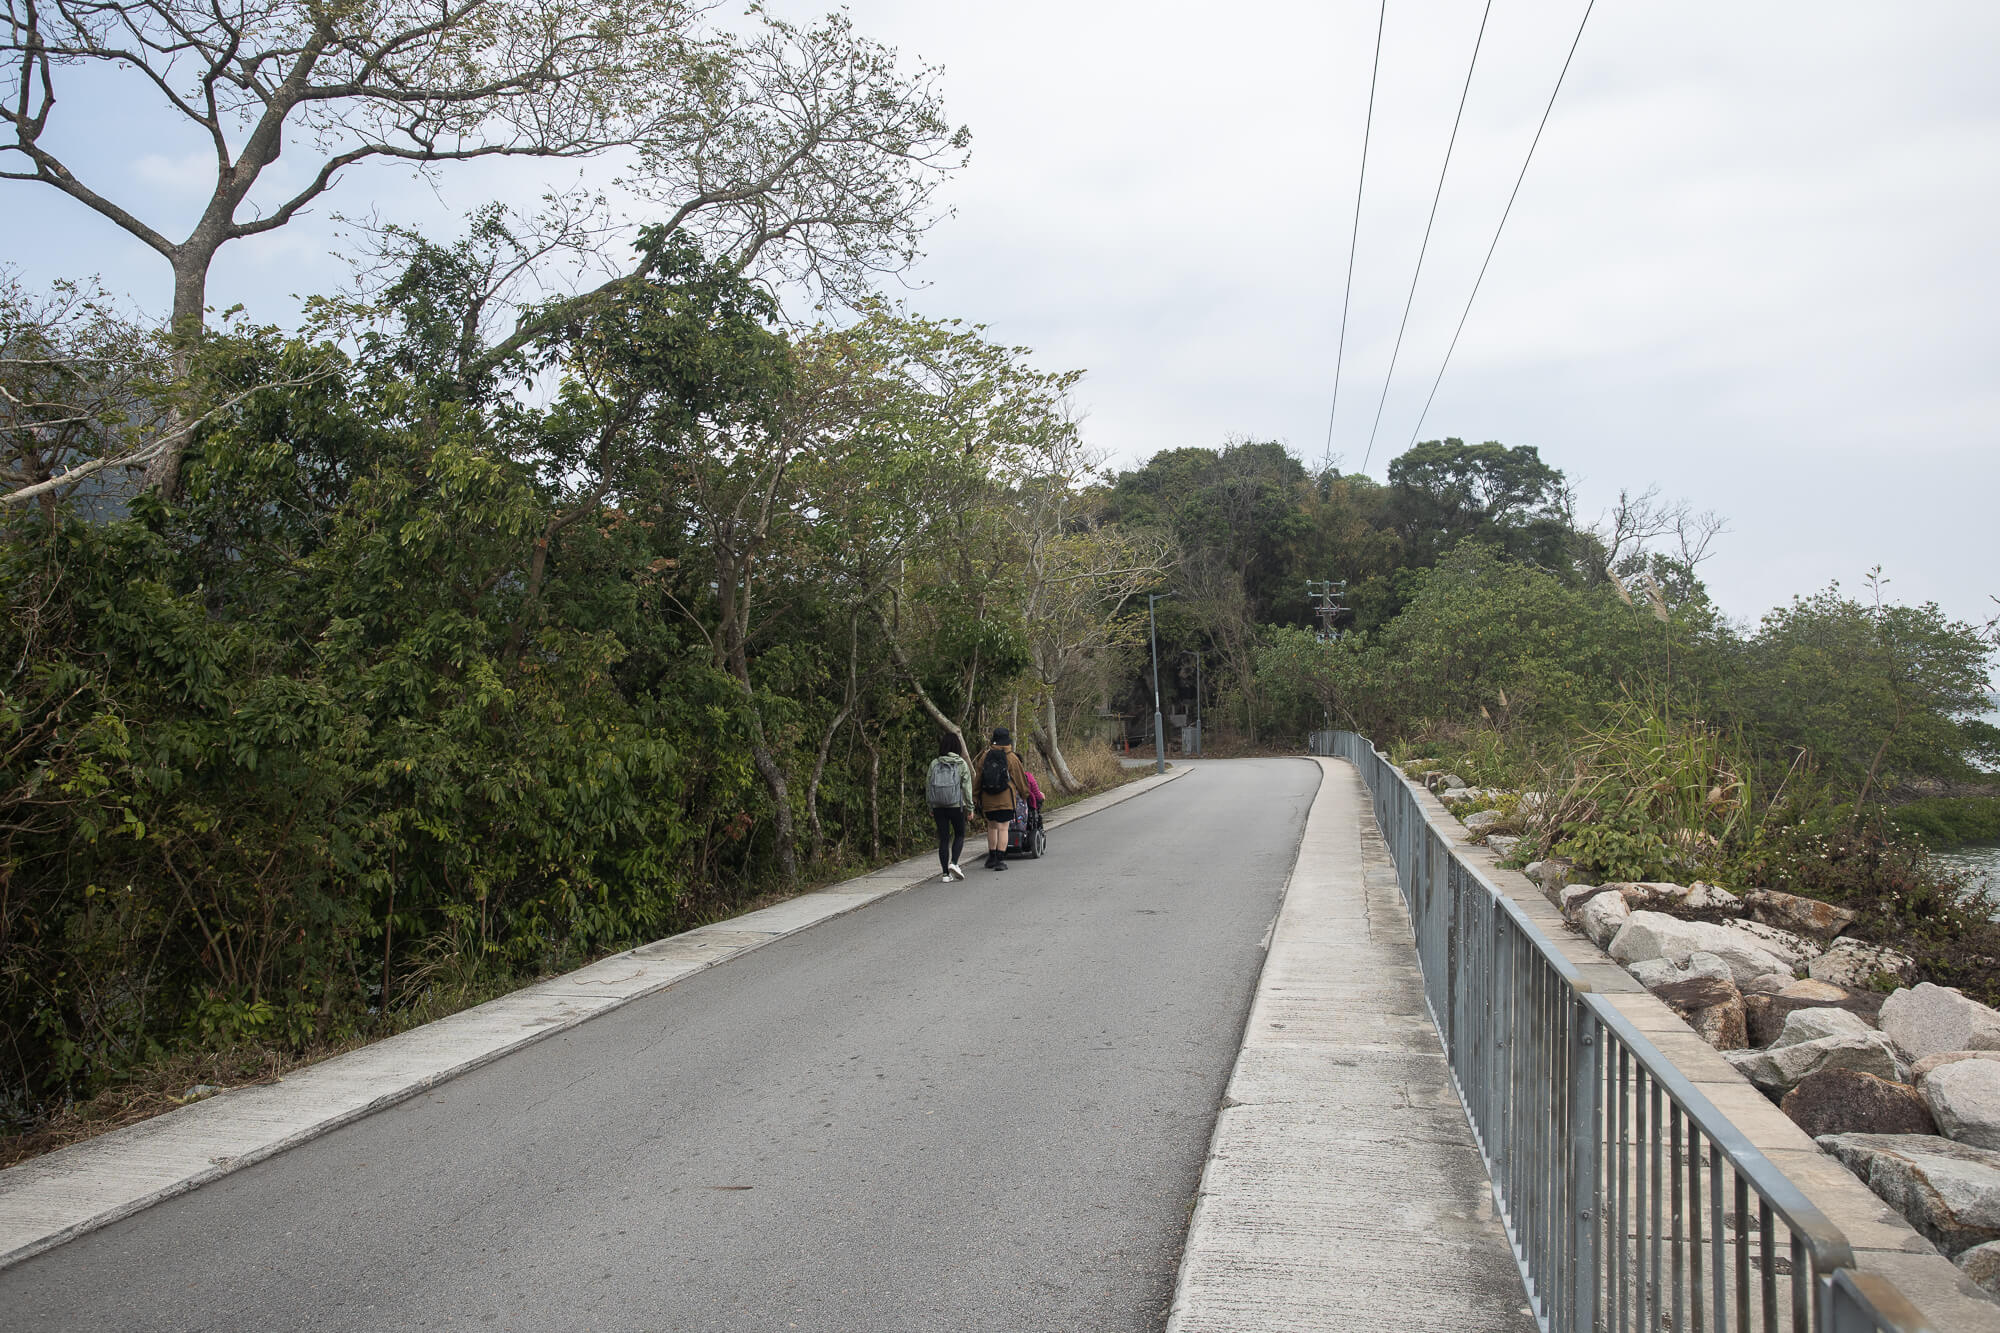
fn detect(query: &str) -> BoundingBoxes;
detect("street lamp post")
[1148,593,1168,775]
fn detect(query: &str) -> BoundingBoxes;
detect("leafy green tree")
[1108,441,1320,740]
[1734,576,1996,798]
[1110,441,1312,618]
[1386,438,1570,570]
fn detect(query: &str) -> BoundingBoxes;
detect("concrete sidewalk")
[0,766,1185,1271]
[1168,756,1535,1332]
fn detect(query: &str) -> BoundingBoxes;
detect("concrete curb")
[1166,757,1537,1332]
[0,765,1188,1271]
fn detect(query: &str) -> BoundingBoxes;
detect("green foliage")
[1555,810,1678,883]
[1257,546,1675,743]
[1386,438,1569,570]
[1568,699,1750,841]
[1731,577,1994,791]
[1109,442,1311,618]
[9,210,1998,1142]
[1885,797,2000,848]
[1,240,1137,1130]
[1736,821,2000,1005]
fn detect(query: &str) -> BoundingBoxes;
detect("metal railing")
[1327,732,1935,1333]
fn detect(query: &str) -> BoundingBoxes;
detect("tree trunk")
[805,617,860,860]
[379,878,396,1014]
[877,611,967,755]
[501,533,554,673]
[897,750,908,847]
[147,250,215,497]
[804,708,848,862]
[958,587,988,729]
[1854,699,1906,817]
[728,645,797,884]
[861,730,881,858]
[743,709,799,884]
[1039,693,1082,793]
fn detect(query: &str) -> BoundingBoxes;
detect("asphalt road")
[2,759,1318,1333]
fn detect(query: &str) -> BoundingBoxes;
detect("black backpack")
[978,748,1012,795]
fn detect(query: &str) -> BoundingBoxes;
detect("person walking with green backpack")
[972,727,1030,872]
[925,732,975,882]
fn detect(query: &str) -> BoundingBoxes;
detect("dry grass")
[0,1038,369,1170]
[1063,743,1128,790]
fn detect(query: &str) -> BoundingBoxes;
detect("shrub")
[1062,743,1127,792]
[1736,820,2000,1005]
[1884,796,2000,848]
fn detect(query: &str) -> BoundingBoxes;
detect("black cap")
[992,727,1011,744]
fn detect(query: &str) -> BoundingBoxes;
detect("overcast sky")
[5,1,1996,641]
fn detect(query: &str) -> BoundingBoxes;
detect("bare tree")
[0,271,347,512]
[1013,436,1171,790]
[1,275,162,521]
[3,1,967,491]
[1583,485,1726,586]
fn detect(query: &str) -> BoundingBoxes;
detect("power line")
[1403,0,1598,455]
[1319,0,1386,476]
[1358,0,1495,477]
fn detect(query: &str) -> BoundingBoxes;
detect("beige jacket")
[972,745,1029,816]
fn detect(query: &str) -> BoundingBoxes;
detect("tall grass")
[1062,743,1128,791]
[1567,698,1750,839]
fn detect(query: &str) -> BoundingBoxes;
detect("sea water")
[1933,695,2000,900]
[1935,840,2000,900]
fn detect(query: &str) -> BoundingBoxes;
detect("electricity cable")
[1403,0,1598,455]
[1358,0,1495,477]
[1319,0,1387,475]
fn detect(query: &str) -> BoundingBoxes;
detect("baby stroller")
[1004,797,1047,859]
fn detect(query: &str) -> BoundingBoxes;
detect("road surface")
[1,759,1317,1333]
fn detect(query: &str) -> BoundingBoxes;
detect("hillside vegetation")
[7,201,1997,1156]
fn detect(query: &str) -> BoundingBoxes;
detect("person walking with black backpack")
[972,727,1030,872]
[925,732,975,882]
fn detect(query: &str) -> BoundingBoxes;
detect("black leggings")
[932,806,967,872]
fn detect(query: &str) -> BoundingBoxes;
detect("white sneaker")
[941,872,952,883]
[948,863,965,881]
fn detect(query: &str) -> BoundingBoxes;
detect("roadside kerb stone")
[1921,1053,2000,1080]
[0,767,1190,1271]
[1781,1069,1937,1139]
[1745,888,1859,942]
[1961,1242,2000,1300]
[1630,951,1734,992]
[1745,990,1889,1048]
[1651,975,1748,1050]
[1776,1007,1881,1048]
[1361,754,2000,1330]
[1727,1031,1903,1099]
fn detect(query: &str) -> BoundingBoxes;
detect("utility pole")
[1148,592,1169,774]
[1304,579,1350,642]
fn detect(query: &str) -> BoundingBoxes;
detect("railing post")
[1568,997,1601,1333]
